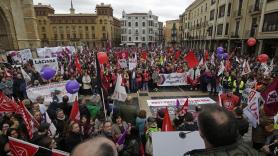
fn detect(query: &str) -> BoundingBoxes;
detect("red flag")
[175,50,181,60]
[262,77,278,116]
[204,50,209,61]
[141,51,147,60]
[9,137,69,156]
[225,60,232,72]
[9,137,39,156]
[0,92,19,113]
[75,54,82,74]
[18,101,39,139]
[179,99,189,114]
[184,50,198,69]
[70,98,80,121]
[162,107,174,131]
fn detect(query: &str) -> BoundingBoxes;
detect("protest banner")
[7,49,32,64]
[19,49,33,63]
[243,89,260,128]
[147,98,216,115]
[26,81,78,104]
[36,46,75,58]
[33,57,58,72]
[118,59,128,68]
[157,73,188,86]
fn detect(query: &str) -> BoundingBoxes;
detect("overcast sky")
[33,0,195,22]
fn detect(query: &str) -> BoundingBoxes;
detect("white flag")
[243,89,260,128]
[111,74,127,102]
[45,112,57,137]
[198,58,204,67]
[128,54,137,71]
[20,67,31,83]
[217,61,225,76]
[241,60,251,75]
[210,52,215,66]
[118,59,128,68]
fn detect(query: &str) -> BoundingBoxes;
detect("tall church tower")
[70,0,75,14]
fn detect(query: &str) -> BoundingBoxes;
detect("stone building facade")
[0,0,40,51]
[34,2,121,48]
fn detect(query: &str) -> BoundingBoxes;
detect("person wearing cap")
[145,117,160,156]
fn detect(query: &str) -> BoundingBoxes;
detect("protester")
[0,45,277,156]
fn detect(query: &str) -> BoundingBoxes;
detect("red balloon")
[97,52,108,64]
[247,38,256,47]
[257,54,269,63]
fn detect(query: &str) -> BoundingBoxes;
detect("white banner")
[36,46,75,58]
[147,98,216,115]
[33,57,58,72]
[19,49,33,63]
[118,59,128,68]
[157,73,188,86]
[243,89,260,128]
[7,49,32,64]
[26,81,78,104]
[128,58,137,71]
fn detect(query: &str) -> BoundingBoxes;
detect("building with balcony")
[164,20,182,47]
[121,10,160,47]
[180,0,277,57]
[34,1,121,48]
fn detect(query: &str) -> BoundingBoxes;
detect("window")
[135,22,138,27]
[85,26,88,31]
[100,19,103,24]
[235,21,240,36]
[42,26,45,32]
[142,22,145,27]
[128,22,131,27]
[263,12,278,32]
[136,37,138,40]
[60,34,64,39]
[43,34,47,39]
[219,5,225,18]
[210,10,215,20]
[91,26,95,31]
[238,0,243,16]
[211,0,216,5]
[135,17,138,19]
[217,24,223,35]
[129,37,131,41]
[128,29,131,34]
[205,3,207,11]
[142,37,145,41]
[208,26,213,36]
[67,34,70,39]
[227,3,231,16]
[102,33,106,39]
[54,34,58,40]
[225,23,229,35]
[142,29,145,34]
[102,26,106,31]
[135,29,138,34]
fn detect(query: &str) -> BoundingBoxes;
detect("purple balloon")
[217,53,223,60]
[66,80,80,94]
[217,47,224,54]
[40,67,56,80]
[222,53,229,60]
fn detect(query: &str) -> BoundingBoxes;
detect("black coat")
[64,132,83,152]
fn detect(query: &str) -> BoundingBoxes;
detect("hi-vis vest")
[233,80,245,93]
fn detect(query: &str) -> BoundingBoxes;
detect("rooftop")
[34,3,54,10]
[48,13,97,17]
[126,13,148,16]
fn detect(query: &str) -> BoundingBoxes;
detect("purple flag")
[116,127,128,145]
[176,99,180,108]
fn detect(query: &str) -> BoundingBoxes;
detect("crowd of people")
[0,46,277,156]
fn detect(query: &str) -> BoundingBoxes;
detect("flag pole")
[95,51,107,120]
